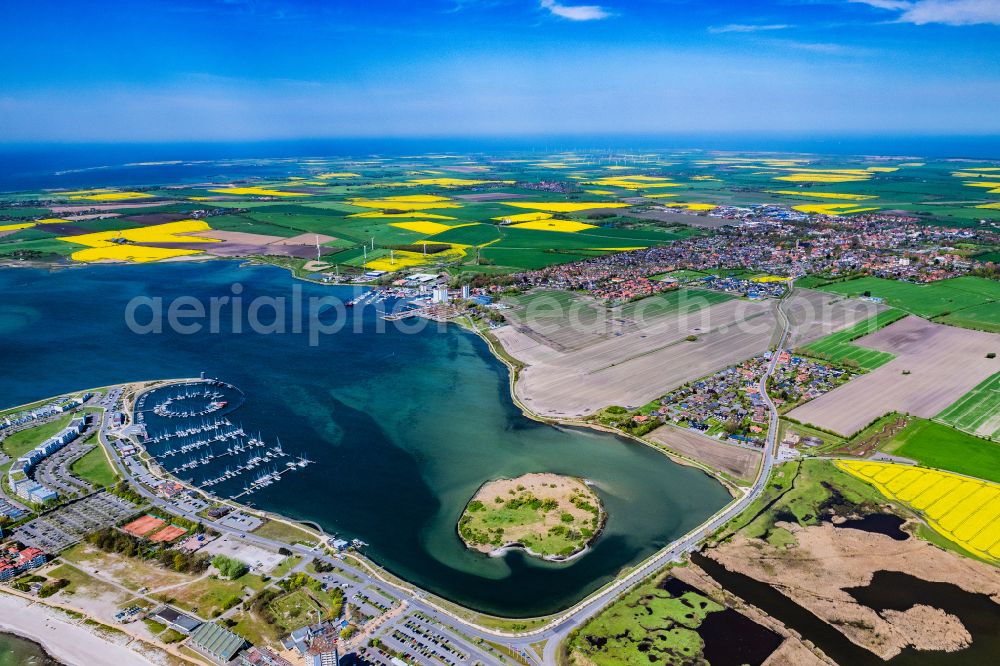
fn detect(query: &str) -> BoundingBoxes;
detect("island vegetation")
[457,473,605,560]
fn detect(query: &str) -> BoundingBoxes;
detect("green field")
[2,413,75,460]
[882,418,1000,484]
[568,572,723,666]
[70,445,119,487]
[817,275,1000,330]
[936,372,1000,439]
[798,309,905,369]
[937,301,1000,332]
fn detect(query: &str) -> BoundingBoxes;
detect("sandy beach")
[0,592,155,666]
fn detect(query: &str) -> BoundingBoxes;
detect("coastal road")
[536,285,794,664]
[99,288,794,666]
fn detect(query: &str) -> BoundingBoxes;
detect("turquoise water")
[0,633,60,665]
[0,261,730,616]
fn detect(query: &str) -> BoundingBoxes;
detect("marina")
[134,381,313,500]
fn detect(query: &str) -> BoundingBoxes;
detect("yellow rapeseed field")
[364,244,467,272]
[585,189,616,195]
[975,203,1000,210]
[208,187,309,197]
[492,212,553,223]
[386,178,514,188]
[643,193,678,199]
[316,172,361,179]
[388,221,471,235]
[751,275,790,283]
[500,202,629,213]
[836,460,1000,561]
[69,246,205,263]
[770,190,877,201]
[776,174,872,183]
[865,167,899,172]
[59,220,218,263]
[69,191,154,201]
[509,220,597,232]
[792,203,880,215]
[663,202,717,211]
[0,218,68,233]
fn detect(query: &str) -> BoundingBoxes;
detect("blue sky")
[2,0,999,141]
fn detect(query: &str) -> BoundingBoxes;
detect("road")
[95,287,794,666]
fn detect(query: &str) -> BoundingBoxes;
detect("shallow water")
[0,261,730,616]
[0,633,61,666]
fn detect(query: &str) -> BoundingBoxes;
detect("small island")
[457,473,606,561]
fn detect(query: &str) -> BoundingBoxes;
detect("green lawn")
[798,309,905,370]
[70,444,119,487]
[2,413,75,459]
[251,519,320,547]
[883,418,1000,483]
[936,372,1000,439]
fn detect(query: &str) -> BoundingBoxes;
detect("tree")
[212,554,249,580]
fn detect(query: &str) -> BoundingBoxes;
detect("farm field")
[787,316,1000,435]
[783,287,889,348]
[3,151,998,275]
[817,276,1000,330]
[936,371,1000,439]
[503,287,735,354]
[836,460,1000,562]
[646,425,761,482]
[495,297,776,417]
[880,418,1000,483]
[797,309,906,370]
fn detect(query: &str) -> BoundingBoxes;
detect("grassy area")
[251,519,320,547]
[936,371,1000,439]
[43,562,126,600]
[270,555,302,579]
[881,418,1000,483]
[797,309,905,370]
[458,475,602,558]
[817,275,1000,323]
[778,419,846,450]
[1,412,75,460]
[70,444,119,487]
[155,572,266,618]
[269,587,323,632]
[229,608,280,646]
[61,543,193,592]
[566,569,721,666]
[719,459,888,545]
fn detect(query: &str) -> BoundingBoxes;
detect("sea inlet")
[0,261,730,617]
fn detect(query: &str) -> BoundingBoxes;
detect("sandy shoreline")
[0,593,155,666]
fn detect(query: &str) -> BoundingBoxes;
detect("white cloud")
[539,0,610,21]
[900,0,1000,25]
[849,0,913,10]
[850,0,1000,26]
[708,23,792,33]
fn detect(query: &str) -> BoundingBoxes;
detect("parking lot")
[198,534,285,573]
[13,491,137,552]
